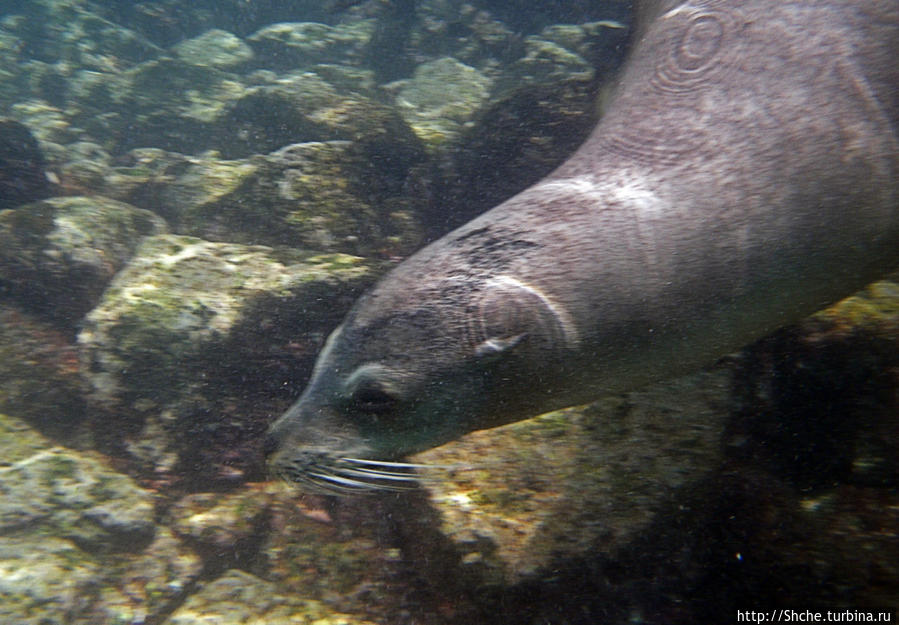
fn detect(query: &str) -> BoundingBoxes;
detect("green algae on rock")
[0,534,104,625]
[78,234,378,409]
[165,569,379,625]
[100,148,258,226]
[0,195,168,324]
[0,439,156,550]
[9,99,80,147]
[0,1,161,73]
[393,57,492,149]
[170,485,273,552]
[166,481,432,622]
[77,234,382,483]
[0,412,202,624]
[103,57,247,154]
[247,21,375,72]
[100,143,424,258]
[171,29,254,70]
[810,279,899,337]
[405,370,731,587]
[216,70,424,161]
[179,142,422,256]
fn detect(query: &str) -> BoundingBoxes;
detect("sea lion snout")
[265,397,430,495]
[266,400,366,463]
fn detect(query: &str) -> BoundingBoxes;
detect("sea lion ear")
[468,275,579,360]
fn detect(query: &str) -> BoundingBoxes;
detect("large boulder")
[78,234,382,485]
[0,195,167,325]
[0,412,202,625]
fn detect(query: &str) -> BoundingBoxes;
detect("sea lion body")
[266,0,899,493]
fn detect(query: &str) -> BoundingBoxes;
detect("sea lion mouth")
[273,453,429,495]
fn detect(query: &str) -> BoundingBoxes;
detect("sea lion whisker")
[307,470,383,490]
[277,468,349,495]
[307,470,413,493]
[303,476,365,495]
[314,469,418,492]
[278,456,418,493]
[340,457,463,473]
[339,457,431,470]
[276,461,364,494]
[334,467,422,482]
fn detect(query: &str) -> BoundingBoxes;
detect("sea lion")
[265,0,899,494]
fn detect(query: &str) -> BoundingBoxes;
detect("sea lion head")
[264,266,579,495]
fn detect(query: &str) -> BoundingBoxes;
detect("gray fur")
[266,0,898,489]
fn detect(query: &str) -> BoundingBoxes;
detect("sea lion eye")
[350,381,398,414]
[344,365,402,416]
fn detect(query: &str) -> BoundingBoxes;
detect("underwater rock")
[0,306,87,436]
[247,21,375,72]
[87,0,353,49]
[9,62,77,110]
[255,484,460,622]
[2,4,163,119]
[99,148,256,226]
[97,526,204,625]
[8,99,81,148]
[77,234,380,484]
[474,0,632,35]
[0,426,156,550]
[0,22,27,105]
[778,487,899,608]
[57,140,113,192]
[179,143,380,252]
[0,406,61,464]
[502,35,595,87]
[392,57,492,149]
[410,1,521,68]
[170,486,274,556]
[307,63,378,96]
[421,74,602,234]
[100,142,424,257]
[167,482,438,622]
[0,118,52,209]
[728,279,899,490]
[414,18,627,235]
[536,19,631,73]
[171,28,254,69]
[0,534,104,625]
[215,70,424,161]
[0,511,195,625]
[94,57,247,154]
[0,195,168,325]
[0,1,162,74]
[0,414,202,624]
[401,369,732,587]
[163,569,379,625]
[45,55,246,155]
[189,142,422,256]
